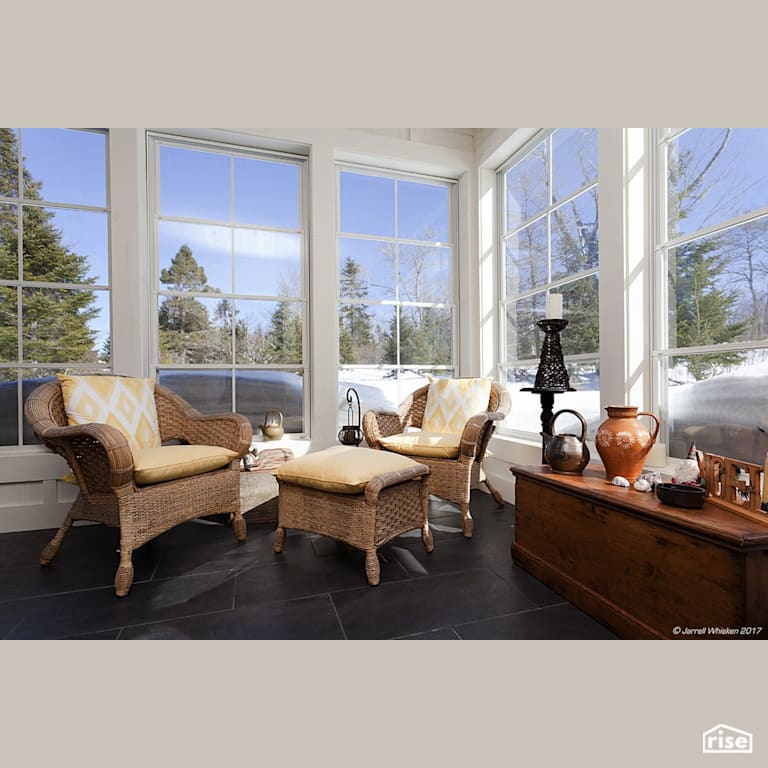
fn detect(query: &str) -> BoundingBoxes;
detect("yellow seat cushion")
[132,445,238,486]
[422,377,492,433]
[379,431,461,459]
[57,374,161,454]
[276,445,422,495]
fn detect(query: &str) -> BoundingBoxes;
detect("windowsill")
[490,432,692,481]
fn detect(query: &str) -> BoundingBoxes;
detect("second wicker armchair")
[362,378,511,537]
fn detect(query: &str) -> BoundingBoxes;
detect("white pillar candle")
[545,293,563,319]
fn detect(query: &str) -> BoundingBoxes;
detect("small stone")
[633,478,651,492]
[639,471,662,488]
[611,476,630,487]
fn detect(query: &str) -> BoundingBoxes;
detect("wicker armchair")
[24,378,252,596]
[362,380,511,537]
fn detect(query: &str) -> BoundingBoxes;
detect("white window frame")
[146,132,310,436]
[496,128,600,440]
[335,163,460,383]
[650,127,768,454]
[0,128,111,451]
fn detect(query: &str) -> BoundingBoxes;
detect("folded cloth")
[246,447,295,473]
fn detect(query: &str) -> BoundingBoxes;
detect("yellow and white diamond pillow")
[56,374,162,454]
[422,378,492,434]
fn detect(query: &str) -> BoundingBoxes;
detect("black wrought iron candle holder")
[338,387,363,446]
[522,319,576,463]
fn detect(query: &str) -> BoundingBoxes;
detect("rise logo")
[702,724,753,754]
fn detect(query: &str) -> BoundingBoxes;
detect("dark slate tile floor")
[0,491,617,640]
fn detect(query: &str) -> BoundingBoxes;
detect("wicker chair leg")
[422,524,434,552]
[484,477,504,506]
[273,526,286,553]
[365,549,381,586]
[232,511,247,542]
[461,503,473,538]
[114,549,134,597]
[40,513,75,565]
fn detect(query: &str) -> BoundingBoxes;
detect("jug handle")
[549,409,587,443]
[637,411,660,443]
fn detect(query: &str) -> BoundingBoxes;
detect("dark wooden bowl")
[655,482,706,509]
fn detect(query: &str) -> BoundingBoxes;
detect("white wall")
[0,127,476,532]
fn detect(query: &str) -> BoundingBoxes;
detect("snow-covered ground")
[337,362,768,466]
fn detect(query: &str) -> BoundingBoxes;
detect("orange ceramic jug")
[595,406,660,482]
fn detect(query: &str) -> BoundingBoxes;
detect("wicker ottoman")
[273,446,432,585]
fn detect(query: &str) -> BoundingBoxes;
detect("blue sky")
[11,128,767,357]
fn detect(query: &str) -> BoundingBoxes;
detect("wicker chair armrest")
[362,409,403,448]
[182,413,253,456]
[154,384,252,456]
[364,463,430,504]
[38,422,135,491]
[458,411,505,460]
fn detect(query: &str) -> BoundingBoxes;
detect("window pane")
[234,158,299,230]
[399,306,452,365]
[502,365,539,432]
[0,204,18,279]
[666,221,766,350]
[339,172,395,236]
[398,245,451,304]
[234,229,301,297]
[552,128,597,202]
[234,299,302,365]
[236,369,304,433]
[158,369,233,415]
[338,367,433,429]
[551,188,599,280]
[0,371,18,445]
[666,349,768,464]
[338,238,396,301]
[396,180,449,242]
[23,207,108,284]
[0,286,17,362]
[504,138,549,232]
[506,293,545,361]
[21,129,106,207]
[504,218,547,297]
[0,129,19,198]
[159,221,231,293]
[667,128,768,238]
[22,287,108,363]
[559,275,600,356]
[559,362,601,435]
[159,145,230,222]
[339,303,393,365]
[158,295,230,364]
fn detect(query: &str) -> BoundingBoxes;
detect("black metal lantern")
[338,387,363,446]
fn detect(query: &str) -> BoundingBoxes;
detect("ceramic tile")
[330,567,541,640]
[120,595,344,640]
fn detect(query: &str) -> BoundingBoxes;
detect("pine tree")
[158,244,220,363]
[264,299,302,364]
[158,244,212,332]
[0,128,99,366]
[671,239,748,379]
[338,256,377,364]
